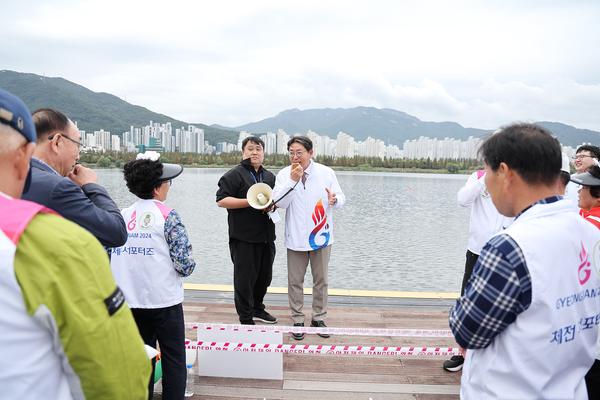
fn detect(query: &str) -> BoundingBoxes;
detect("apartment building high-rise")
[335,131,355,158]
[276,129,290,154]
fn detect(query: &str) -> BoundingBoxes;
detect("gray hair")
[0,124,27,154]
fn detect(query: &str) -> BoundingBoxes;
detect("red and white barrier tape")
[185,340,459,357]
[187,322,453,338]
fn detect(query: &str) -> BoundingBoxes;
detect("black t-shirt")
[216,159,276,243]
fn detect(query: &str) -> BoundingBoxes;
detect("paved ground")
[153,290,462,399]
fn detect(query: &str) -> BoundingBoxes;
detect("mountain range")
[0,70,239,144]
[237,107,491,146]
[1,70,599,147]
[237,108,600,147]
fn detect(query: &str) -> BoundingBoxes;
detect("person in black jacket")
[216,136,277,325]
[21,108,127,247]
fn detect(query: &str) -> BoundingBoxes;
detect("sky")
[2,0,600,130]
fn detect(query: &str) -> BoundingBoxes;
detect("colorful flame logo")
[579,241,592,285]
[127,210,137,231]
[309,199,330,250]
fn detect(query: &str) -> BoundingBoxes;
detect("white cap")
[561,153,571,174]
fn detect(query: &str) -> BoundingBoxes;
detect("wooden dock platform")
[157,289,462,399]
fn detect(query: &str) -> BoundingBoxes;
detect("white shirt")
[457,171,513,255]
[565,181,580,206]
[273,160,345,251]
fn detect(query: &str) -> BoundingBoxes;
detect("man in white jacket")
[272,136,345,340]
[449,123,600,399]
[443,169,513,372]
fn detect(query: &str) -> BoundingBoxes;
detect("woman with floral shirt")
[110,151,196,400]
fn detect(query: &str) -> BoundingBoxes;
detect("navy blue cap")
[0,88,36,142]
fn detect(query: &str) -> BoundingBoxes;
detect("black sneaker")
[443,355,464,372]
[291,323,304,340]
[253,310,278,324]
[311,320,330,338]
[240,319,255,325]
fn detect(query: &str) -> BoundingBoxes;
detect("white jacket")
[457,171,513,255]
[273,161,345,251]
[461,199,600,399]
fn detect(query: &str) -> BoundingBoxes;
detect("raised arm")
[328,170,346,209]
[216,170,251,209]
[457,171,485,208]
[272,167,297,209]
[50,179,127,247]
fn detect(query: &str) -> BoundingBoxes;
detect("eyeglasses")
[572,155,593,161]
[288,151,307,157]
[48,133,82,148]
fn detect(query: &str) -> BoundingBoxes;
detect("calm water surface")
[98,168,470,292]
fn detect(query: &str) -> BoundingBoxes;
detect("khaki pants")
[287,245,331,324]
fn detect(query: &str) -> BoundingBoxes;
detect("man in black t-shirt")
[216,136,277,325]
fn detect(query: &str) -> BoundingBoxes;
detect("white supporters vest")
[110,199,183,308]
[461,199,600,399]
[0,232,73,400]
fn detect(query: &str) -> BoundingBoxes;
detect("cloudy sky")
[2,0,600,130]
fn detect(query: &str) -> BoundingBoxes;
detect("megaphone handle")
[272,180,300,207]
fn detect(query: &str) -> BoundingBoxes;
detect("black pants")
[229,239,275,323]
[586,359,600,399]
[132,303,186,400]
[460,250,479,295]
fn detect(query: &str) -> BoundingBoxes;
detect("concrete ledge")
[185,283,459,300]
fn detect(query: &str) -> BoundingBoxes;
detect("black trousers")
[586,359,600,399]
[229,239,276,323]
[460,250,479,295]
[132,303,186,400]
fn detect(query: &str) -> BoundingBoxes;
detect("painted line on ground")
[184,283,459,299]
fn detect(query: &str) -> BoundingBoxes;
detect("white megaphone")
[247,183,273,210]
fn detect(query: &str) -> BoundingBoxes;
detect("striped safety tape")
[185,340,460,357]
[187,322,453,338]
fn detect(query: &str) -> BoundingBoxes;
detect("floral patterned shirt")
[165,209,196,277]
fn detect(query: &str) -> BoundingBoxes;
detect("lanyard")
[248,170,263,184]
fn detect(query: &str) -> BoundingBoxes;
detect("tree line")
[79,151,482,173]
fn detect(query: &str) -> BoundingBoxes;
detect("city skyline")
[79,120,581,161]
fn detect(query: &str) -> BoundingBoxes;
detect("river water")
[97,168,470,292]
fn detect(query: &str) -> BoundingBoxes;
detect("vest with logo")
[0,196,73,400]
[461,199,600,399]
[110,199,182,308]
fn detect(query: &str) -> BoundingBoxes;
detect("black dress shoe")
[311,320,330,338]
[291,322,304,340]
